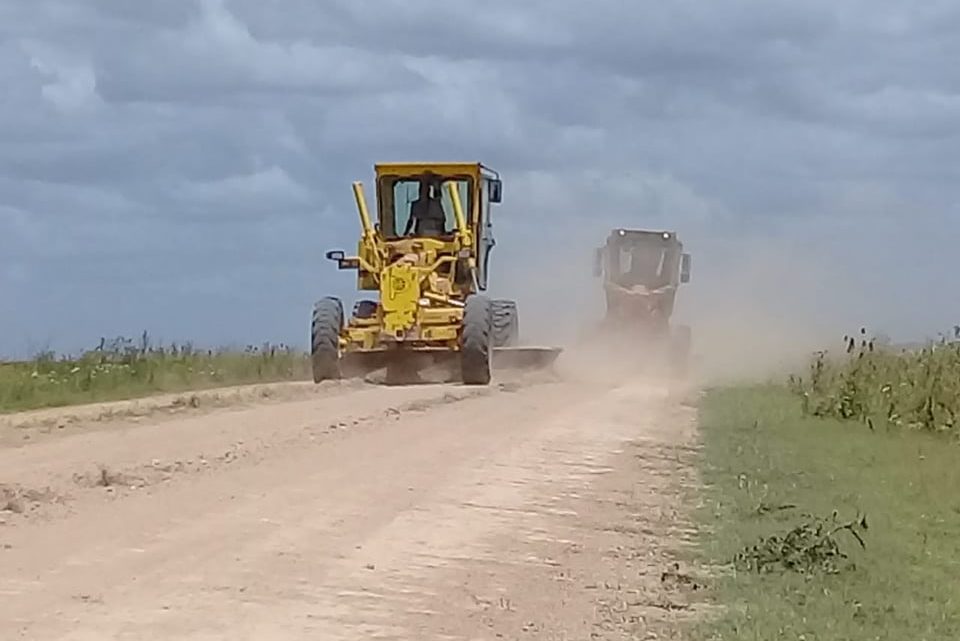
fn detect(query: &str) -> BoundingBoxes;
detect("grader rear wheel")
[352,299,378,319]
[491,299,519,347]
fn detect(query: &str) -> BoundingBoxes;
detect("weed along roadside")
[791,328,960,433]
[0,336,310,413]
[689,336,960,639]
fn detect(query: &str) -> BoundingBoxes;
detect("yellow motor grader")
[312,162,559,385]
[592,228,693,376]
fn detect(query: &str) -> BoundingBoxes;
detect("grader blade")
[492,346,563,371]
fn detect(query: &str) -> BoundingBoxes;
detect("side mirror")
[593,248,603,278]
[325,249,358,270]
[489,179,502,204]
[680,253,691,283]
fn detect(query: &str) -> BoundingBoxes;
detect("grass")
[0,335,310,414]
[693,385,960,639]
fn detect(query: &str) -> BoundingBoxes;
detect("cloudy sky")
[1,0,959,357]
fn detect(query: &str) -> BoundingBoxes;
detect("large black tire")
[491,299,520,347]
[461,295,493,385]
[311,297,343,383]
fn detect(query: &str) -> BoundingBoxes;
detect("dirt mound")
[0,482,68,516]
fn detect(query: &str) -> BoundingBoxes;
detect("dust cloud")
[492,223,864,388]
[678,239,856,386]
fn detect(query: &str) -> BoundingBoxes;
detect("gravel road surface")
[0,371,699,640]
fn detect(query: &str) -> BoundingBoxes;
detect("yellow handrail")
[352,181,375,239]
[444,181,469,242]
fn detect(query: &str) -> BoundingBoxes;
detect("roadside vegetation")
[792,328,960,434]
[693,331,960,639]
[0,335,309,413]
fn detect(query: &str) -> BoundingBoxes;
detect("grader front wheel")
[311,297,343,383]
[461,295,493,385]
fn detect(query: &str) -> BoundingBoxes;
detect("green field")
[692,335,960,639]
[0,336,310,413]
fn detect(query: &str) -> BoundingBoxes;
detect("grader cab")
[312,162,559,385]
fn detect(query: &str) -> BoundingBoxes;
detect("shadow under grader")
[350,347,563,387]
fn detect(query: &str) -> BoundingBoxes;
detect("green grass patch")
[0,337,310,413]
[693,385,960,639]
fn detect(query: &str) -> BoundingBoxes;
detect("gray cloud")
[1,0,959,356]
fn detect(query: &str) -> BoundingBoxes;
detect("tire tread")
[311,297,343,382]
[461,295,493,385]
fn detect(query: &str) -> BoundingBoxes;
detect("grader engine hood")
[380,260,422,339]
[603,281,677,326]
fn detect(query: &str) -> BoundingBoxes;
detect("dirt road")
[0,370,700,640]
